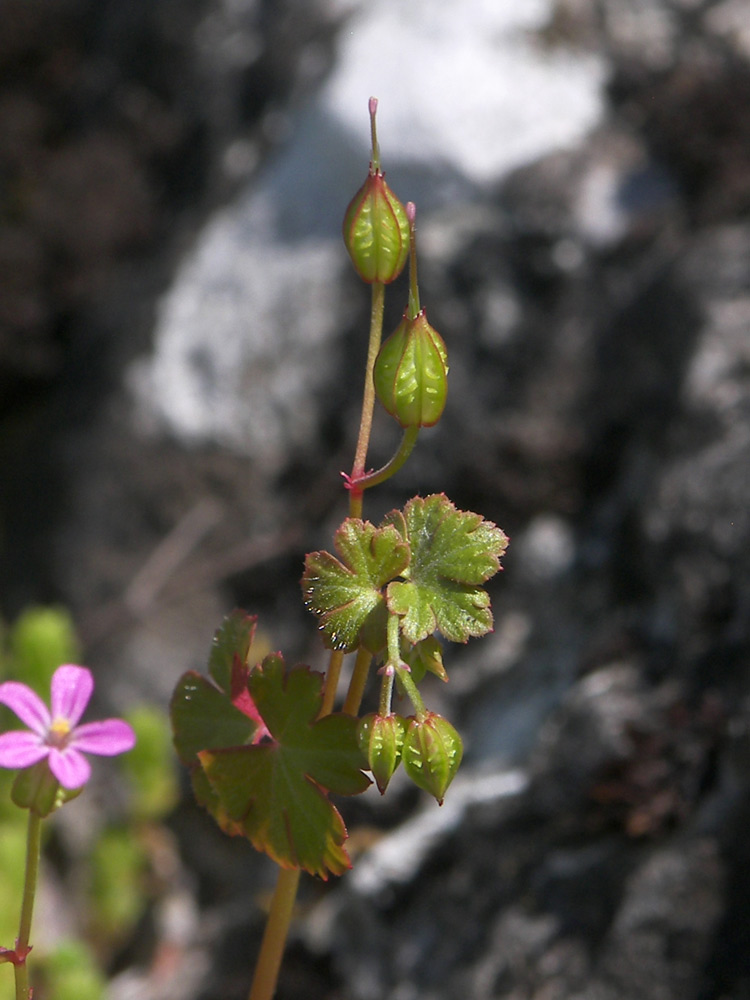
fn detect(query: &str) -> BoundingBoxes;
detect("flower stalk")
[13,809,41,1000]
[348,280,386,520]
[396,662,427,721]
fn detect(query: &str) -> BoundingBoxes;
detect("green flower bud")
[342,169,410,284]
[11,760,82,817]
[357,712,408,794]
[373,309,449,427]
[402,712,463,804]
[402,635,448,684]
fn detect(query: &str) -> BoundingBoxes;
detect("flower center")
[47,717,71,749]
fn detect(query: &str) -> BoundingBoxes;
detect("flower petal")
[0,731,49,769]
[50,665,93,727]
[48,747,91,789]
[72,719,136,757]
[0,682,51,734]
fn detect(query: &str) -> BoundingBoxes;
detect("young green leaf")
[200,653,370,879]
[302,518,410,653]
[384,494,508,644]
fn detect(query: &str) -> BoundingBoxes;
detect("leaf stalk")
[345,426,419,494]
[343,647,373,717]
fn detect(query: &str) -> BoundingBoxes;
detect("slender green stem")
[386,612,401,670]
[396,664,427,721]
[349,282,385,520]
[405,202,420,320]
[319,649,344,718]
[342,647,372,717]
[14,810,42,1000]
[378,665,396,718]
[248,867,301,1000]
[348,427,419,494]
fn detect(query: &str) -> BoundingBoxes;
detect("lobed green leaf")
[200,654,370,878]
[302,519,409,653]
[384,494,508,644]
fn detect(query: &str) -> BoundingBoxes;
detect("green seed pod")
[357,712,408,794]
[402,712,463,804]
[342,170,410,284]
[373,309,449,428]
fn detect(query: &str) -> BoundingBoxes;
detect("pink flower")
[0,665,136,789]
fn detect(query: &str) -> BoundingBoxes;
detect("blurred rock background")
[1,0,750,998]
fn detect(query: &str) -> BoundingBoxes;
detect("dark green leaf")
[200,654,370,878]
[170,671,259,766]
